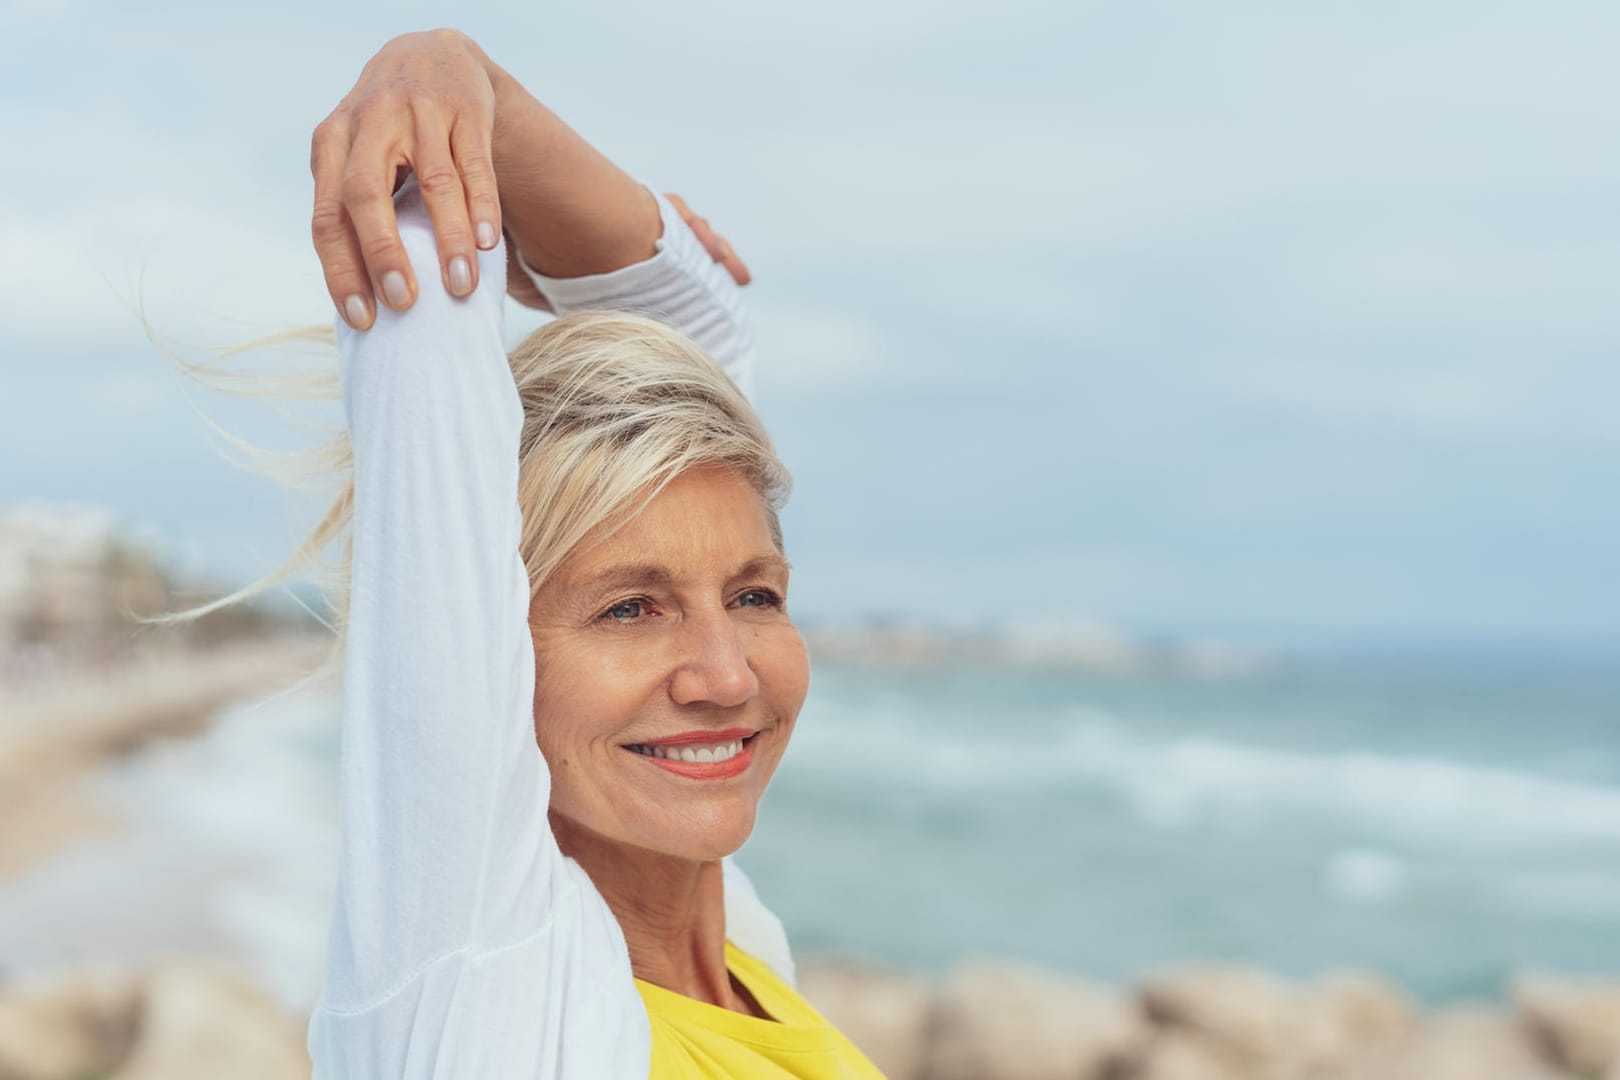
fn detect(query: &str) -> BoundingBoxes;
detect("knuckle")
[415,165,463,199]
[309,122,339,172]
[406,88,447,118]
[359,232,399,263]
[340,170,384,205]
[456,156,495,186]
[310,203,347,242]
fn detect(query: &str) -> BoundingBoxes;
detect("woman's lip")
[628,727,759,748]
[627,741,754,780]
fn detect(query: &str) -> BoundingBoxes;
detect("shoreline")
[0,634,328,882]
[1,950,1616,1080]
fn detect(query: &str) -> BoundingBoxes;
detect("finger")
[310,116,375,330]
[666,195,726,262]
[450,114,501,252]
[715,236,752,287]
[666,193,718,256]
[690,214,753,286]
[342,124,416,312]
[664,193,753,286]
[408,101,478,297]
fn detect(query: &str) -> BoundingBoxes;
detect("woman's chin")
[624,802,758,863]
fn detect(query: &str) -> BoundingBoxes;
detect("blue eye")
[737,589,781,609]
[605,599,645,621]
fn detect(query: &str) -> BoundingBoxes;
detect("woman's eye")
[736,589,782,609]
[604,600,645,621]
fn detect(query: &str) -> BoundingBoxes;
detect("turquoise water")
[740,650,1620,1001]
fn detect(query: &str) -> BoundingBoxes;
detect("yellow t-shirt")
[637,942,886,1079]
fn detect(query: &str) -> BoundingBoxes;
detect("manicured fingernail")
[343,295,369,329]
[381,271,410,309]
[449,256,472,296]
[476,221,497,249]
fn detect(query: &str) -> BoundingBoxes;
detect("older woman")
[297,27,884,1080]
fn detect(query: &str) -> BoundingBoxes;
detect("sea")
[747,646,1620,1002]
[8,640,1616,1011]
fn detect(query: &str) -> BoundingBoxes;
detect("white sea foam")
[788,698,1620,850]
[1324,847,1408,905]
[89,683,340,1010]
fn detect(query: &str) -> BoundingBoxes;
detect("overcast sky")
[2,0,1616,646]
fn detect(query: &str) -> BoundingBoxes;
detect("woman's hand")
[311,29,755,329]
[310,29,500,329]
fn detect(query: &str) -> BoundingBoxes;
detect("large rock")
[1279,970,1419,1077]
[1137,965,1298,1070]
[798,957,934,1080]
[1513,974,1620,1077]
[925,958,1149,1080]
[114,960,309,1080]
[1340,1006,1570,1080]
[1126,1028,1248,1080]
[0,968,140,1080]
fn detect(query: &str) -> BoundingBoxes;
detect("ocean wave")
[787,698,1620,849]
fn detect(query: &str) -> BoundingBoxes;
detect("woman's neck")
[549,811,761,1015]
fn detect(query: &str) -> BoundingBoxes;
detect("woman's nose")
[667,612,759,708]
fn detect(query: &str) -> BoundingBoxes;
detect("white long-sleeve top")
[307,176,792,1078]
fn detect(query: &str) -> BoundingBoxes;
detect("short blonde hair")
[511,310,788,597]
[157,310,790,679]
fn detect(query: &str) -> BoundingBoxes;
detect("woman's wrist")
[483,58,661,279]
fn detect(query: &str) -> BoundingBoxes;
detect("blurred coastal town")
[1,501,1617,1080]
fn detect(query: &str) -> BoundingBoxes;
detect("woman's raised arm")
[310,178,648,1077]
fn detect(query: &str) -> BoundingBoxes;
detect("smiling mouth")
[622,731,761,779]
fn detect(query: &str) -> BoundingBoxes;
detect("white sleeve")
[307,176,648,1078]
[513,187,757,402]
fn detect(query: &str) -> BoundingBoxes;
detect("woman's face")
[529,464,809,863]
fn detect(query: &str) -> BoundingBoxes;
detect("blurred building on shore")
[0,502,287,685]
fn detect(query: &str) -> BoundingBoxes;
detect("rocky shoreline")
[798,955,1620,1080]
[2,953,1618,1079]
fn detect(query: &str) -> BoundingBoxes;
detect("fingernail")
[449,256,472,296]
[476,221,497,249]
[381,271,410,309]
[343,295,369,329]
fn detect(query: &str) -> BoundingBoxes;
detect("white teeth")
[634,738,751,764]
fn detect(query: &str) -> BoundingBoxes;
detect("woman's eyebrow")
[575,563,675,595]
[733,554,792,581]
[574,554,790,595]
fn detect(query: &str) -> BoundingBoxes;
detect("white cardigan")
[307,176,792,1078]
